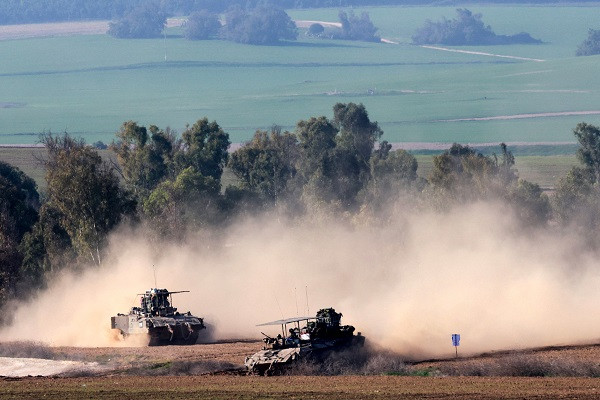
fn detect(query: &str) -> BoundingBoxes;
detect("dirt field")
[0,18,326,41]
[2,341,600,398]
[3,375,600,400]
[0,19,185,40]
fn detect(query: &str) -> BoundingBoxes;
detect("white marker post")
[451,334,460,358]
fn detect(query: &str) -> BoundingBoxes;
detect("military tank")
[245,308,365,375]
[111,288,206,346]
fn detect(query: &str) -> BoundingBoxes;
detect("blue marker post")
[451,334,460,358]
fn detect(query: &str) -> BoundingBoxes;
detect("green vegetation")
[3,1,597,25]
[1,6,599,146]
[412,8,541,45]
[0,148,579,192]
[0,160,39,309]
[222,6,298,45]
[576,29,600,56]
[184,11,221,40]
[107,3,166,39]
[335,10,380,42]
[2,100,598,312]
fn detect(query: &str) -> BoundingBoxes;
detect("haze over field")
[2,201,599,358]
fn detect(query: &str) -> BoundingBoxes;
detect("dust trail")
[1,202,600,358]
[420,45,546,62]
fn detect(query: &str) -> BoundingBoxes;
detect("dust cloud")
[1,201,600,358]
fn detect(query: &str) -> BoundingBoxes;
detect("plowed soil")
[3,375,600,400]
[2,341,600,399]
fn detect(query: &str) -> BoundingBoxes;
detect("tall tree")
[222,5,297,45]
[184,10,221,40]
[296,116,338,206]
[428,143,497,202]
[360,141,421,214]
[229,127,298,203]
[143,167,221,238]
[0,161,39,243]
[552,167,597,227]
[576,29,600,56]
[108,2,166,39]
[337,10,380,42]
[412,8,540,46]
[111,121,176,197]
[573,122,600,184]
[175,118,230,185]
[552,123,600,229]
[42,134,135,266]
[0,162,39,307]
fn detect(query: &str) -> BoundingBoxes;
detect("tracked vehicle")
[245,308,365,375]
[111,288,206,346]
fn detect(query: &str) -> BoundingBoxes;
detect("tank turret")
[244,308,364,375]
[111,288,206,346]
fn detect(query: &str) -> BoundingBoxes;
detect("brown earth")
[2,375,600,399]
[0,18,328,41]
[2,341,600,399]
[0,19,185,41]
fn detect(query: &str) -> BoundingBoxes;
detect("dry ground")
[0,19,185,41]
[2,341,600,399]
[3,375,600,400]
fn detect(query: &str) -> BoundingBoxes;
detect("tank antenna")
[295,287,299,317]
[305,286,310,316]
[153,264,157,288]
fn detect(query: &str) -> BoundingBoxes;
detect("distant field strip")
[421,45,546,62]
[0,19,184,40]
[438,111,600,122]
[0,19,338,41]
[0,60,514,78]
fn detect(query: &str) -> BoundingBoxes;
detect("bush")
[308,23,325,37]
[576,29,600,56]
[108,3,166,39]
[336,10,380,42]
[222,6,297,45]
[412,8,541,46]
[185,10,221,40]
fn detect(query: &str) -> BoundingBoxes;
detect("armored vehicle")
[111,288,205,346]
[245,308,365,375]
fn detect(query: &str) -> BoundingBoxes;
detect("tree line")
[108,3,379,44]
[2,0,598,26]
[412,8,541,46]
[2,103,600,316]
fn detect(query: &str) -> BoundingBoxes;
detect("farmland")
[0,5,599,148]
[3,341,600,399]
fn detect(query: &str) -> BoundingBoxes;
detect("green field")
[0,5,599,147]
